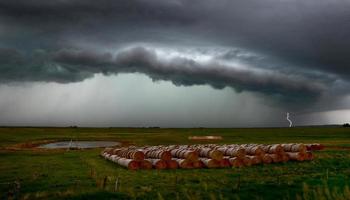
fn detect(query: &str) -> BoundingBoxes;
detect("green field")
[1,127,350,200]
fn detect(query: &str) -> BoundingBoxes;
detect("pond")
[38,141,120,149]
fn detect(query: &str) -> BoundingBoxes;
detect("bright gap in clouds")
[0,73,284,127]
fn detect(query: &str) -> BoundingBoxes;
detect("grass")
[0,127,350,199]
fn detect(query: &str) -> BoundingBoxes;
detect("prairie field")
[1,127,350,200]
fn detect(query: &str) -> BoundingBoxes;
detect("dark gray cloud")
[0,0,349,107]
[0,46,329,103]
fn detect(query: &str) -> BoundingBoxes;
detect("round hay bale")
[229,157,244,168]
[261,154,272,164]
[193,160,205,168]
[140,160,153,169]
[199,158,220,168]
[219,158,231,168]
[166,160,179,169]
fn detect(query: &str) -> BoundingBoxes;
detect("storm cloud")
[0,46,329,101]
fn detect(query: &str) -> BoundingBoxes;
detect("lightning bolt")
[286,112,293,127]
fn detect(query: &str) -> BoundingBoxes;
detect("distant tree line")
[343,123,350,127]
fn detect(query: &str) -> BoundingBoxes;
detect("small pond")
[38,141,120,149]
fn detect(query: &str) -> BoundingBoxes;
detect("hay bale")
[306,143,324,151]
[174,158,193,169]
[290,144,306,153]
[269,154,282,163]
[109,156,140,170]
[140,160,153,169]
[241,145,265,156]
[228,157,244,167]
[268,144,284,155]
[246,155,261,165]
[219,158,231,168]
[198,148,223,161]
[281,144,293,152]
[286,152,305,161]
[193,160,205,168]
[216,147,246,159]
[112,149,145,161]
[166,160,179,169]
[199,158,220,168]
[261,154,273,164]
[147,159,167,169]
[242,156,252,166]
[143,150,172,161]
[170,149,199,161]
[305,152,314,160]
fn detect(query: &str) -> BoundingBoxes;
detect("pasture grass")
[0,127,350,199]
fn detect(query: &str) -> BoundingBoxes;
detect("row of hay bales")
[101,143,324,170]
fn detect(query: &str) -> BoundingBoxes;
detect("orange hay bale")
[216,147,246,159]
[269,154,282,163]
[198,148,223,161]
[241,145,265,156]
[112,149,145,161]
[143,150,172,161]
[228,157,244,168]
[166,160,179,169]
[242,156,252,166]
[219,158,231,168]
[199,158,220,168]
[268,144,284,155]
[286,152,305,161]
[104,147,114,154]
[110,157,140,170]
[174,159,193,169]
[193,160,205,168]
[291,144,307,153]
[281,144,293,152]
[261,154,272,164]
[148,159,167,169]
[305,152,314,161]
[281,153,290,162]
[140,160,153,169]
[246,155,261,165]
[170,149,199,161]
[306,143,324,151]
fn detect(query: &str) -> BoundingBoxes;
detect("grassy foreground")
[0,127,350,200]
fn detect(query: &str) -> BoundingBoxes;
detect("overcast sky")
[0,0,350,127]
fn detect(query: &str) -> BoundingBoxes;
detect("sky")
[0,0,350,127]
